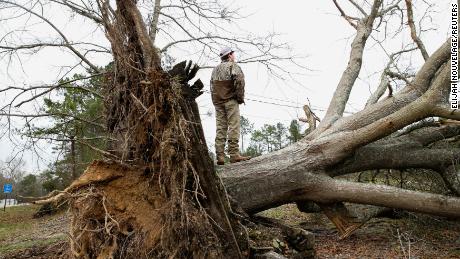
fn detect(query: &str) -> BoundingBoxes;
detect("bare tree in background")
[0,156,25,183]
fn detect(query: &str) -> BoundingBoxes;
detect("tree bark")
[221,147,460,218]
[70,135,76,180]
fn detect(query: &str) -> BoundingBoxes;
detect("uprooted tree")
[1,0,460,258]
[58,1,252,257]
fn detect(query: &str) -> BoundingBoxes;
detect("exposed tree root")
[18,190,61,204]
[64,160,246,258]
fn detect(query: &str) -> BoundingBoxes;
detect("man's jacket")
[210,61,245,105]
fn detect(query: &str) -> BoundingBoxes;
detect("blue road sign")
[3,184,12,193]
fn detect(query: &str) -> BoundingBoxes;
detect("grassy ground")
[1,203,459,258]
[0,205,68,258]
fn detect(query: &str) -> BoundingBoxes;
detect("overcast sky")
[0,0,452,172]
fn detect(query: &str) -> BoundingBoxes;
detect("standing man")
[211,47,251,165]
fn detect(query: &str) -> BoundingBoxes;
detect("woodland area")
[0,0,459,258]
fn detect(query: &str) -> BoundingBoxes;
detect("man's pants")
[215,99,240,156]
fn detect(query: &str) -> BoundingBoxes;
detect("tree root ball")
[68,160,230,258]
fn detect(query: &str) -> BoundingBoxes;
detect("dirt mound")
[67,160,232,258]
[68,161,161,257]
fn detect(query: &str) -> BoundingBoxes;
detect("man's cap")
[219,47,234,58]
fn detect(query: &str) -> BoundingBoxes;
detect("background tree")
[240,115,253,153]
[261,124,277,152]
[274,122,287,150]
[248,122,290,154]
[244,120,293,156]
[287,120,303,143]
[23,73,106,183]
[247,129,265,157]
[0,157,25,200]
[17,174,41,197]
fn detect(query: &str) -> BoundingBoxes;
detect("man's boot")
[230,153,251,163]
[216,153,225,165]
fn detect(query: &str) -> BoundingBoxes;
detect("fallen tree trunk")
[219,39,460,220]
[221,153,460,218]
[219,114,460,236]
[221,124,460,216]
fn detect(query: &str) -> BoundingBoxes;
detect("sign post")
[3,184,12,212]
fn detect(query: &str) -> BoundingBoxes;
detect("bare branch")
[0,41,110,54]
[0,112,105,129]
[308,55,450,169]
[319,0,383,131]
[0,42,67,51]
[151,0,306,80]
[394,118,440,137]
[149,0,161,43]
[348,0,368,16]
[0,73,104,109]
[50,0,103,24]
[299,104,321,134]
[377,0,403,17]
[0,0,100,72]
[311,39,450,140]
[332,124,460,176]
[432,105,460,121]
[332,0,359,29]
[404,0,429,60]
[366,47,417,106]
[386,71,413,84]
[76,139,118,160]
[366,74,390,107]
[304,177,460,218]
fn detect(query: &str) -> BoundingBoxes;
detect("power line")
[201,90,354,114]
[245,91,301,105]
[244,97,302,109]
[202,89,302,108]
[240,113,294,122]
[203,90,325,112]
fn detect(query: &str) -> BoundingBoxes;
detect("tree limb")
[404,0,429,60]
[50,0,103,24]
[149,0,161,43]
[310,40,449,140]
[366,47,417,106]
[0,0,100,72]
[318,0,382,132]
[300,177,460,218]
